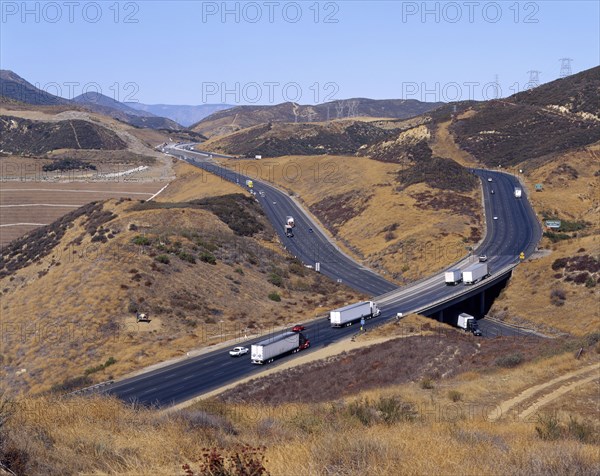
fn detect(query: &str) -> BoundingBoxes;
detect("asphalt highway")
[103,145,542,407]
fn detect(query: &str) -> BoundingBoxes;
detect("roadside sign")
[535,184,543,191]
[545,220,561,229]
[360,318,365,326]
[315,262,320,273]
[519,252,525,260]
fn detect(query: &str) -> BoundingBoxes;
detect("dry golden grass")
[524,143,600,223]
[3,343,598,475]
[218,154,480,282]
[156,160,242,202]
[430,119,480,167]
[355,313,440,340]
[0,193,363,394]
[489,228,599,336]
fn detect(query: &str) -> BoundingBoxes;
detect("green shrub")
[200,252,217,265]
[132,235,151,246]
[345,396,417,426]
[177,251,196,264]
[535,413,561,440]
[268,273,283,287]
[495,353,524,368]
[268,292,281,302]
[104,357,117,367]
[543,231,571,243]
[448,390,463,402]
[420,378,434,389]
[155,255,170,264]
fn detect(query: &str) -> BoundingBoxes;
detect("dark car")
[292,325,305,332]
[308,228,313,233]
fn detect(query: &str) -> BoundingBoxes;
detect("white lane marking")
[0,204,80,208]
[146,183,169,202]
[0,222,48,227]
[0,189,154,195]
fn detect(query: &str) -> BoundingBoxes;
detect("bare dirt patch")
[0,181,166,247]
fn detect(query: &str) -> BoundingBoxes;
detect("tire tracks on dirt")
[488,362,600,421]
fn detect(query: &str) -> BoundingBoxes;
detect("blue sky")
[1,1,598,105]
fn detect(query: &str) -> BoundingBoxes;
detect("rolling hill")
[0,115,127,154]
[191,98,444,137]
[450,66,600,167]
[72,92,183,130]
[201,120,401,157]
[0,70,183,131]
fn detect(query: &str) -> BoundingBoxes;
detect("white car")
[229,346,249,357]
[493,216,498,220]
[488,178,493,182]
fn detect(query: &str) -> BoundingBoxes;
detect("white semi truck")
[251,331,309,364]
[457,313,482,336]
[330,301,380,327]
[286,216,295,227]
[463,263,489,284]
[284,224,294,237]
[514,187,522,198]
[444,269,462,285]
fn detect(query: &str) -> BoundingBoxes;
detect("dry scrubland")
[489,142,599,336]
[156,161,242,202]
[0,186,363,395]
[218,154,480,282]
[1,334,598,475]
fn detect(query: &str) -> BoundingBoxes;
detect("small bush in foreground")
[183,445,269,476]
[268,292,281,302]
[155,255,170,264]
[495,353,524,368]
[536,414,596,443]
[200,252,217,265]
[132,235,151,246]
[448,390,463,402]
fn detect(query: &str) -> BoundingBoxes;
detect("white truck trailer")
[251,331,309,364]
[457,313,482,336]
[286,216,295,227]
[463,262,489,284]
[514,187,522,198]
[330,301,380,327]
[445,269,462,285]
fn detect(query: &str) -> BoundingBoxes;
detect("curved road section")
[103,145,541,407]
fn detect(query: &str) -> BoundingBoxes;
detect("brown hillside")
[217,154,481,282]
[191,98,443,138]
[0,195,363,394]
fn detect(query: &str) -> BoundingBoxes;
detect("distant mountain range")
[190,98,445,137]
[124,102,233,127]
[0,70,182,131]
